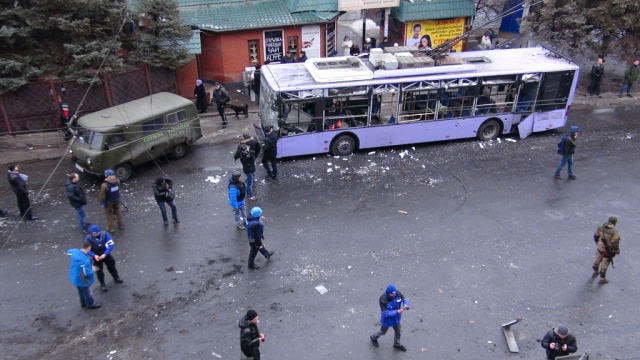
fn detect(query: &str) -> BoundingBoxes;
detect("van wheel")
[114,163,132,182]
[330,135,356,156]
[169,143,188,159]
[477,119,501,141]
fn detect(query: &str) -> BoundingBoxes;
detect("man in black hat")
[541,325,577,360]
[238,309,265,359]
[261,125,278,180]
[212,82,231,128]
[592,216,621,284]
[7,164,38,220]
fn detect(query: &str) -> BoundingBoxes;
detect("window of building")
[249,40,259,63]
[287,36,298,55]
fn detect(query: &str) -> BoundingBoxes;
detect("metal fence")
[0,66,177,134]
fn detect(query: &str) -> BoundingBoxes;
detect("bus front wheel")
[114,163,133,182]
[331,135,356,156]
[477,119,501,141]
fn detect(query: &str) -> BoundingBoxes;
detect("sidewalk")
[0,82,260,165]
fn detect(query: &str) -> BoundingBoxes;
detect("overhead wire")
[0,7,131,254]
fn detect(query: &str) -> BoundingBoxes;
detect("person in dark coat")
[541,325,578,360]
[554,125,579,180]
[84,224,123,292]
[60,103,74,141]
[213,82,231,128]
[252,65,262,96]
[152,176,179,226]
[234,133,261,200]
[238,309,265,359]
[7,164,37,220]
[297,51,308,62]
[588,57,605,97]
[619,59,639,98]
[194,79,207,113]
[65,173,88,233]
[261,125,278,180]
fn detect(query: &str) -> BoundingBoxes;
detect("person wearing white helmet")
[246,207,274,270]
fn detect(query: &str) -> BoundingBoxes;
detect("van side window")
[167,109,187,124]
[106,132,125,147]
[141,117,165,133]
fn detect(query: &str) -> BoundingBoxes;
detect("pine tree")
[128,0,194,68]
[520,0,590,52]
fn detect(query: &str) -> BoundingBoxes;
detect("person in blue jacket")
[84,224,123,292]
[246,207,274,270]
[228,171,247,229]
[66,242,101,309]
[370,284,410,351]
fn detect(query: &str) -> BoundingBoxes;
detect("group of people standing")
[588,56,639,98]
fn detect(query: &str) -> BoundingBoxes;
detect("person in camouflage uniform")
[592,216,621,284]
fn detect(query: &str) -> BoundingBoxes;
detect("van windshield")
[78,127,104,150]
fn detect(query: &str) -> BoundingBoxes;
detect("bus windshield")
[260,74,279,129]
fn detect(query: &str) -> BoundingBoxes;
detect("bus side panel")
[532,109,567,132]
[277,133,334,157]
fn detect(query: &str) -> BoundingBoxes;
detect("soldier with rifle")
[592,216,621,284]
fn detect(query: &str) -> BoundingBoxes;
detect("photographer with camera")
[541,325,578,360]
[239,309,265,359]
[370,284,410,351]
[152,175,179,226]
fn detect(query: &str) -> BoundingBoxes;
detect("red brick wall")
[175,59,199,99]
[200,24,330,84]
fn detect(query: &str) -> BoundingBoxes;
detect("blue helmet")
[251,207,262,217]
[569,125,580,133]
[104,169,115,177]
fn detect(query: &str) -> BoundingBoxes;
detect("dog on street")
[226,103,249,118]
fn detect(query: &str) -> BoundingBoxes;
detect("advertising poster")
[264,30,284,62]
[405,18,465,53]
[326,22,336,57]
[301,25,321,59]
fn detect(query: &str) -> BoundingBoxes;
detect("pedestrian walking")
[152,175,179,226]
[239,309,266,359]
[246,207,274,270]
[212,82,231,128]
[194,79,208,113]
[66,242,101,309]
[588,57,604,97]
[592,216,621,284]
[541,325,578,360]
[228,171,247,229]
[370,284,410,351]
[234,133,261,200]
[554,125,579,180]
[65,173,89,233]
[100,169,124,232]
[6,164,38,220]
[619,59,639,98]
[84,225,123,292]
[261,125,278,180]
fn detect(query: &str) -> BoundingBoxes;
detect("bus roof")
[262,47,580,92]
[77,92,193,131]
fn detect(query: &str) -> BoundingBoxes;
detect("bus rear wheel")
[477,119,501,141]
[331,135,356,156]
[114,163,133,182]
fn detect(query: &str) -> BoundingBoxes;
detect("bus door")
[532,70,576,132]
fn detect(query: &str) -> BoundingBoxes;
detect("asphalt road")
[0,105,639,360]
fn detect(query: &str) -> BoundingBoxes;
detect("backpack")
[557,134,569,155]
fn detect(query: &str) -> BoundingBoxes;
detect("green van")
[69,92,202,181]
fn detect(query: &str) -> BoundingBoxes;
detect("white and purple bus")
[256,46,579,157]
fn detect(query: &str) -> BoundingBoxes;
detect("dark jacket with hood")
[153,176,174,202]
[238,316,261,353]
[561,134,577,156]
[263,131,278,157]
[541,329,577,360]
[234,137,261,173]
[65,179,87,208]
